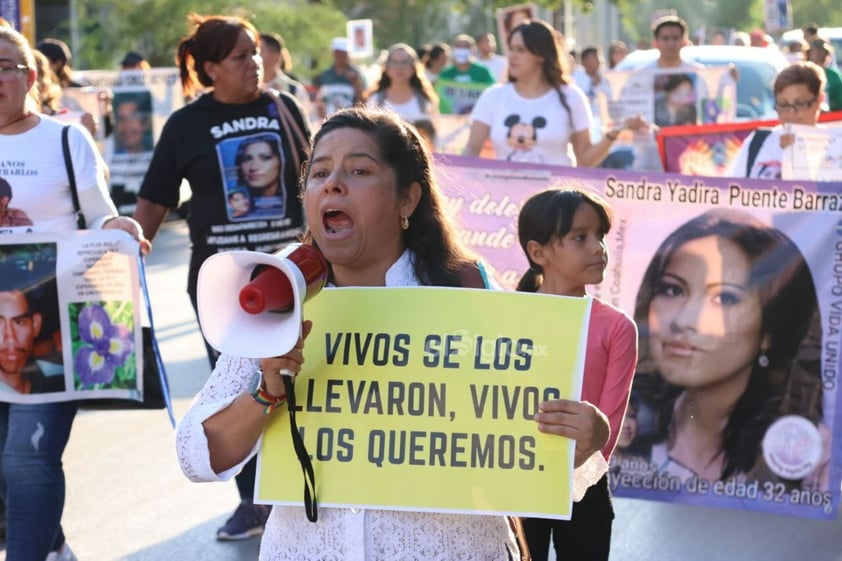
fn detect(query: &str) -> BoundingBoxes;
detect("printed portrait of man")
[112,91,154,154]
[0,177,33,228]
[0,244,64,394]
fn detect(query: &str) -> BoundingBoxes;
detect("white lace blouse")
[175,251,519,560]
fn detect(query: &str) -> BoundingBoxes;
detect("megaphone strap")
[283,374,318,522]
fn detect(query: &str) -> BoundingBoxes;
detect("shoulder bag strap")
[266,89,309,173]
[745,128,773,177]
[62,125,87,229]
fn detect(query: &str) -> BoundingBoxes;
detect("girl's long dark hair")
[301,107,477,287]
[633,209,822,480]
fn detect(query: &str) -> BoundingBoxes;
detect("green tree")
[72,0,348,80]
[790,0,842,31]
[612,0,762,44]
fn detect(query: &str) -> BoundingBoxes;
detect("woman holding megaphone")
[177,107,611,559]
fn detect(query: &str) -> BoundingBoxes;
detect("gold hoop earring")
[401,215,410,230]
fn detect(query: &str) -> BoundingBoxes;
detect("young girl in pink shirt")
[517,188,638,561]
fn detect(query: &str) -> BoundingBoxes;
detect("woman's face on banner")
[240,141,280,190]
[618,409,637,449]
[668,80,694,107]
[647,235,767,390]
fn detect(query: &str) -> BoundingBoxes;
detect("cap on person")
[121,51,146,67]
[750,28,769,47]
[36,38,72,66]
[331,37,349,52]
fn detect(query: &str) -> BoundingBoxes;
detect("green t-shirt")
[436,63,496,114]
[823,66,842,112]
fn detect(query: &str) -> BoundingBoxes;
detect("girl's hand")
[534,399,610,467]
[259,320,313,397]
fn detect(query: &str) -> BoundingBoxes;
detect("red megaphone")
[238,244,329,314]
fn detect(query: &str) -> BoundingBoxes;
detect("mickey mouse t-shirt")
[470,83,592,166]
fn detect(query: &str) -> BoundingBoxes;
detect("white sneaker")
[45,542,78,561]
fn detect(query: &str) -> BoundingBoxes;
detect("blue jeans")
[0,401,78,559]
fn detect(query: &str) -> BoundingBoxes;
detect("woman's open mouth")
[323,209,354,236]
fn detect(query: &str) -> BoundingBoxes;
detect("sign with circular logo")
[762,415,823,480]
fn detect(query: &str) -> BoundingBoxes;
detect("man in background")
[260,32,312,121]
[313,37,365,118]
[475,32,507,82]
[572,46,611,142]
[807,40,842,111]
[436,34,495,114]
[645,15,703,71]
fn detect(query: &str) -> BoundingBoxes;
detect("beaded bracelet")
[251,373,286,415]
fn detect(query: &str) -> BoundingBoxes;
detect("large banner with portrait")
[0,230,148,404]
[73,68,183,198]
[432,154,841,519]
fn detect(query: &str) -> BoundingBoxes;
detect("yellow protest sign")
[256,287,591,519]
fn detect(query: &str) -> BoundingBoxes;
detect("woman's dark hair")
[0,177,12,199]
[175,13,260,99]
[367,43,438,108]
[633,208,821,480]
[227,187,250,202]
[35,38,76,87]
[773,61,826,98]
[301,107,478,287]
[508,20,570,87]
[423,43,450,70]
[234,134,282,187]
[659,73,693,95]
[515,188,613,292]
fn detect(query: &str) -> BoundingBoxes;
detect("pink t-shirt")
[580,298,639,461]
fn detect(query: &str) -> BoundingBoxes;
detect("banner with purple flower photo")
[0,230,143,404]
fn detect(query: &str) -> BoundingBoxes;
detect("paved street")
[2,217,840,560]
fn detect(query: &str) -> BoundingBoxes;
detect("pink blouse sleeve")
[597,315,638,460]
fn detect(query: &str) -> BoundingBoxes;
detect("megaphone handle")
[283,375,318,522]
